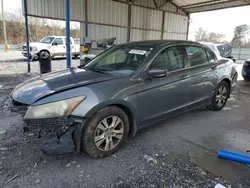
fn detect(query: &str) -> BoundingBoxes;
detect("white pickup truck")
[22,36,80,59]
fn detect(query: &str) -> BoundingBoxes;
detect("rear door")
[184,45,217,105]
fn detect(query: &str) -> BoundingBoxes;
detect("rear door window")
[186,46,208,66]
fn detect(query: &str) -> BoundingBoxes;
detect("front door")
[137,46,190,126]
[51,38,66,56]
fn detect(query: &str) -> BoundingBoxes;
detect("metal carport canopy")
[22,0,250,71]
[171,0,250,13]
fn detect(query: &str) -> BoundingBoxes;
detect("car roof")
[118,40,203,48]
[45,36,73,38]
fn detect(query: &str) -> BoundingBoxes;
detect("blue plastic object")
[218,149,250,164]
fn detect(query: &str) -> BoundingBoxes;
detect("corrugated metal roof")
[88,24,127,44]
[164,12,187,34]
[128,0,250,13]
[88,0,128,26]
[172,0,250,13]
[25,0,85,21]
[130,29,161,41]
[129,0,250,13]
[131,6,163,30]
[25,0,250,19]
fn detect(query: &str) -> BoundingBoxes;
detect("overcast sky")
[189,5,250,41]
[1,0,250,41]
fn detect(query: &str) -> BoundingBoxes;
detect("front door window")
[150,47,185,71]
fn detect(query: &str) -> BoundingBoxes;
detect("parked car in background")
[200,42,234,61]
[242,59,250,81]
[12,40,238,158]
[22,36,80,59]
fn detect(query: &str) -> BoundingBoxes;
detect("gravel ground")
[0,62,249,188]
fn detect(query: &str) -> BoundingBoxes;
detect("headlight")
[24,96,86,119]
[31,46,38,51]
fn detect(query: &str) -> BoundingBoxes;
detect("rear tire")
[82,106,129,158]
[208,81,229,111]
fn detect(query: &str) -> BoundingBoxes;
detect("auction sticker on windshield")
[129,49,147,55]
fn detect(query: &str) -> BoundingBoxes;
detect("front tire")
[82,106,129,158]
[208,81,229,111]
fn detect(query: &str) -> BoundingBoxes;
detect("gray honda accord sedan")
[11,40,238,158]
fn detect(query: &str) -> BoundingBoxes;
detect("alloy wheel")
[216,85,228,107]
[94,116,124,151]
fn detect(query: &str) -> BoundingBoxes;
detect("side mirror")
[52,41,58,46]
[148,68,166,78]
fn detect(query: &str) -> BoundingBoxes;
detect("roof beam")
[153,0,158,8]
[242,0,250,4]
[185,0,248,13]
[127,0,137,3]
[170,1,188,14]
[158,0,169,8]
[181,0,235,9]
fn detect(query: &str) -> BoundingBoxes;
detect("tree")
[207,32,225,43]
[0,7,81,44]
[231,24,249,47]
[194,27,225,43]
[195,27,208,41]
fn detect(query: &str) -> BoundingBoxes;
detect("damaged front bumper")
[10,99,87,155]
[24,116,86,155]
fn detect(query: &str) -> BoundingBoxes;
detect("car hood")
[11,68,114,105]
[23,42,51,49]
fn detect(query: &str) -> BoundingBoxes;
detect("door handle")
[179,74,189,79]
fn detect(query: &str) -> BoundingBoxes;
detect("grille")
[25,118,73,128]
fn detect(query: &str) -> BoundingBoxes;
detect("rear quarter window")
[205,48,216,62]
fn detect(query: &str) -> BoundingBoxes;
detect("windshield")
[85,46,153,76]
[39,37,55,44]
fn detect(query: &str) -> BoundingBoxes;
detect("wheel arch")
[74,101,138,154]
[220,77,231,96]
[112,103,137,137]
[39,49,51,56]
[84,100,138,137]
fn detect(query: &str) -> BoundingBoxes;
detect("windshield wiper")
[90,68,113,75]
